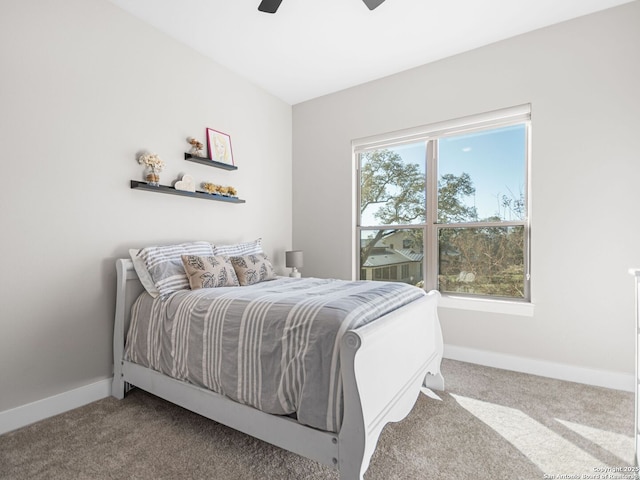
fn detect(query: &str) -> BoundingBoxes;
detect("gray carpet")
[0,359,634,480]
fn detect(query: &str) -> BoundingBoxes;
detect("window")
[355,105,530,301]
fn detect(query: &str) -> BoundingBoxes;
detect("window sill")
[438,294,534,317]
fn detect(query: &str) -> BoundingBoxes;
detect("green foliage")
[360,150,425,266]
[437,173,477,223]
[360,150,425,224]
[438,226,525,298]
[359,148,525,297]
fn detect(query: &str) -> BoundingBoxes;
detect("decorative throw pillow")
[181,255,240,289]
[138,241,214,296]
[230,253,277,286]
[212,238,262,257]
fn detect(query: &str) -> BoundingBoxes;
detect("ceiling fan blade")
[362,0,385,10]
[258,0,283,13]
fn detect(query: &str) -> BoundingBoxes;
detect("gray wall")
[0,0,292,411]
[292,2,640,377]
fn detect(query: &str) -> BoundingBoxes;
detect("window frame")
[353,105,532,305]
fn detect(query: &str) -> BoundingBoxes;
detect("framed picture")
[206,128,234,166]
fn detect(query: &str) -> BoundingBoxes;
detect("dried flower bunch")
[137,152,165,172]
[201,182,238,197]
[201,182,218,194]
[187,137,204,151]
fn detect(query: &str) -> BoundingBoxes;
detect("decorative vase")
[145,166,160,186]
[189,146,204,157]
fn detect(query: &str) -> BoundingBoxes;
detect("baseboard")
[444,344,634,393]
[0,378,112,436]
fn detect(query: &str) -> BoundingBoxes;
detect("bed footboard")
[338,291,442,479]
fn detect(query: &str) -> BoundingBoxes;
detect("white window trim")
[353,104,531,152]
[438,294,535,316]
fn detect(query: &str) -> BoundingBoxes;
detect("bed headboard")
[112,258,144,398]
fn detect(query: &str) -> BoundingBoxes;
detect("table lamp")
[285,250,303,278]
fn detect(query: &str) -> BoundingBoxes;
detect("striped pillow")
[138,241,214,296]
[212,238,262,257]
[129,249,160,298]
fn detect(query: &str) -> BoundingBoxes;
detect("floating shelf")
[131,180,245,204]
[184,153,238,171]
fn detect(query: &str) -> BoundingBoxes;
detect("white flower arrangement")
[137,152,165,172]
[187,137,204,155]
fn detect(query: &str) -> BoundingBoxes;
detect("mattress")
[124,276,425,432]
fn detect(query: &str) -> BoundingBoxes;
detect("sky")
[360,123,527,226]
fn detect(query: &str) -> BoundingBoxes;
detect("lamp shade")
[285,250,303,269]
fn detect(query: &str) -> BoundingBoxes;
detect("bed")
[112,250,444,479]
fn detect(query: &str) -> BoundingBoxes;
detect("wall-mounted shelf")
[184,153,238,171]
[130,180,245,204]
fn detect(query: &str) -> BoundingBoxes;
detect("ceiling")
[108,0,632,105]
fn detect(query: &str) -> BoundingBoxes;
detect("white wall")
[292,2,640,380]
[0,0,292,412]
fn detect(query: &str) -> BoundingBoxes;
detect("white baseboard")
[444,344,634,393]
[0,378,112,436]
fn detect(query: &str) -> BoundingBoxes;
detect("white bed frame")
[112,258,444,479]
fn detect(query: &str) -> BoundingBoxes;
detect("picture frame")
[206,128,234,166]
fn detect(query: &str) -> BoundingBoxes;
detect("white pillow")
[212,238,263,257]
[129,249,159,298]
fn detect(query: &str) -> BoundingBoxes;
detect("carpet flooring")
[0,359,634,480]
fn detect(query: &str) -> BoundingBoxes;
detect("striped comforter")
[125,277,425,432]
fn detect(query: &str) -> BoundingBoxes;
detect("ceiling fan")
[258,0,386,14]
